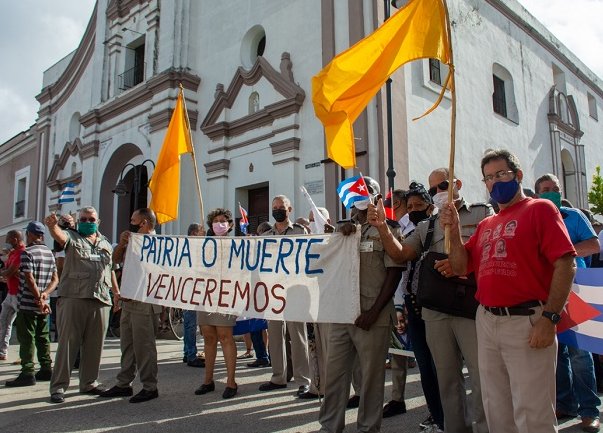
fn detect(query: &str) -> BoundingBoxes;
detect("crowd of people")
[0,148,601,433]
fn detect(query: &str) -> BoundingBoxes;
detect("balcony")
[117,62,145,91]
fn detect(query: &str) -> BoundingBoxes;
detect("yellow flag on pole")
[312,0,451,169]
[149,89,194,224]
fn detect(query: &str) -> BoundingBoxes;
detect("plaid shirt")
[18,242,57,314]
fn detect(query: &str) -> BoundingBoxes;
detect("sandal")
[237,351,254,359]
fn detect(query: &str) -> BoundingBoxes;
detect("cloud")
[519,0,603,79]
[0,0,95,143]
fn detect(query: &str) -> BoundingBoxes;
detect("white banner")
[120,231,361,323]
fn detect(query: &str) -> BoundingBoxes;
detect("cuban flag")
[337,175,370,209]
[58,183,76,204]
[238,203,249,235]
[557,268,603,354]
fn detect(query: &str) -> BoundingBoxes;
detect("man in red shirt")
[440,149,577,433]
[0,230,26,360]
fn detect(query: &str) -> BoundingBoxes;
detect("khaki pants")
[115,306,159,391]
[50,298,109,394]
[319,323,389,433]
[390,354,408,402]
[425,310,488,433]
[268,320,310,386]
[476,305,557,433]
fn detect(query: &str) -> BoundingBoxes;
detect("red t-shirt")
[6,245,25,295]
[465,197,576,307]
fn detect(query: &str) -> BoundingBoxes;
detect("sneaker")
[35,369,53,381]
[50,392,65,403]
[423,425,444,433]
[420,415,435,430]
[6,373,36,387]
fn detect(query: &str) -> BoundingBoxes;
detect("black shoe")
[382,400,407,418]
[130,388,158,403]
[247,359,270,368]
[297,385,310,396]
[182,356,188,363]
[50,392,65,404]
[194,381,215,395]
[298,391,321,399]
[35,369,52,381]
[187,358,205,368]
[99,385,134,398]
[222,385,238,399]
[259,381,287,391]
[81,385,107,395]
[346,395,360,409]
[5,373,36,387]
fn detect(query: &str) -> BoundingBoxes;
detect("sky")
[0,0,601,145]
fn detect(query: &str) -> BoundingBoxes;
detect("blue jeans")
[556,343,601,418]
[405,295,444,428]
[183,310,197,362]
[251,330,268,361]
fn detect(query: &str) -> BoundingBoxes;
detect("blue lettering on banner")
[305,238,324,274]
[260,239,277,272]
[202,238,217,267]
[139,235,192,267]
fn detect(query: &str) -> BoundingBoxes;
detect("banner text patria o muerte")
[120,231,361,323]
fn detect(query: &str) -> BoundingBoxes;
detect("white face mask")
[354,197,371,210]
[309,221,323,234]
[432,191,449,210]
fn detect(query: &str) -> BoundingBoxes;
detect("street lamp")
[384,0,396,192]
[113,159,155,198]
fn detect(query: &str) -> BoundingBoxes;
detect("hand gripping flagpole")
[179,83,205,227]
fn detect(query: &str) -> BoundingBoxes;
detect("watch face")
[544,311,561,324]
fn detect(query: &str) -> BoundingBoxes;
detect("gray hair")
[272,195,291,208]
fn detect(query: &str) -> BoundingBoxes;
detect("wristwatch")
[542,310,562,324]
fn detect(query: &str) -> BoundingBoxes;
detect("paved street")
[0,336,596,432]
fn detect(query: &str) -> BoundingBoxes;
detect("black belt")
[483,300,542,316]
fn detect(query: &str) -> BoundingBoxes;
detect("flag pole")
[443,0,456,254]
[179,83,205,227]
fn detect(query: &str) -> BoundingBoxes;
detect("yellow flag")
[149,89,194,224]
[312,0,451,169]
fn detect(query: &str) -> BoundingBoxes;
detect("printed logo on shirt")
[503,220,517,237]
[493,239,507,258]
[492,223,503,240]
[480,229,491,246]
[481,243,492,262]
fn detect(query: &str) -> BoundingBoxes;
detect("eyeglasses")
[482,170,515,184]
[79,217,97,223]
[428,180,450,197]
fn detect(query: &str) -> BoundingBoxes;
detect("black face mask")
[408,209,430,226]
[129,223,142,233]
[272,209,287,223]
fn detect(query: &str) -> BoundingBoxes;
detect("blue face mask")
[490,179,520,205]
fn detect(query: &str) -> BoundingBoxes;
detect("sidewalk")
[0,336,594,432]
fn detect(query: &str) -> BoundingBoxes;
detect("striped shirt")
[18,242,57,314]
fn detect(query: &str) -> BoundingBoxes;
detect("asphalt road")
[0,336,596,432]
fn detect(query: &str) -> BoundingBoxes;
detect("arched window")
[492,63,519,124]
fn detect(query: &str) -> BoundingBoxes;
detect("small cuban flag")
[337,175,370,209]
[58,183,76,204]
[238,203,249,235]
[557,268,603,354]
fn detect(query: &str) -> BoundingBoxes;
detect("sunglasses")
[428,180,451,197]
[79,217,97,223]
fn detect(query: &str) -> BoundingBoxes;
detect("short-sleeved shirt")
[6,245,25,295]
[464,197,576,307]
[403,201,493,320]
[58,230,113,306]
[357,221,404,326]
[18,243,57,314]
[560,206,597,268]
[266,221,308,236]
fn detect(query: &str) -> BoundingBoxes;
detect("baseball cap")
[26,221,45,235]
